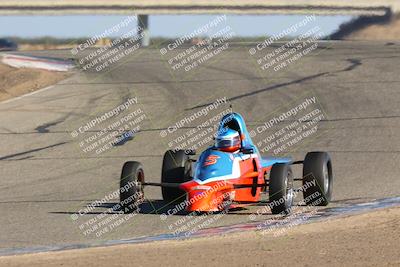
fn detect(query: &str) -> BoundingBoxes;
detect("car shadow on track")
[49,198,259,217]
[50,199,190,216]
[49,200,297,217]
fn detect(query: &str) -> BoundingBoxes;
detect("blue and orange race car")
[120,112,333,215]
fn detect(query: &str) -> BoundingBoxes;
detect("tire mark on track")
[0,142,67,161]
[189,58,364,110]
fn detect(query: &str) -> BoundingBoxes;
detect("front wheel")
[302,152,333,206]
[269,163,294,214]
[161,150,192,202]
[120,161,144,213]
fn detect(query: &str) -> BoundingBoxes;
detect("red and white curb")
[1,53,74,72]
[0,196,399,257]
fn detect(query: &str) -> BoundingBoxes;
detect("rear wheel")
[269,163,294,214]
[161,150,192,202]
[120,161,144,213]
[303,152,333,206]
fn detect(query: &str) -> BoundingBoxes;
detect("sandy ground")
[0,63,70,102]
[0,207,399,267]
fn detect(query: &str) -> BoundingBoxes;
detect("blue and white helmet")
[215,128,241,152]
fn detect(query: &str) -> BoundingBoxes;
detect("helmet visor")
[215,135,241,149]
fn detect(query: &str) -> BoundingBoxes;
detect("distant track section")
[0,0,397,15]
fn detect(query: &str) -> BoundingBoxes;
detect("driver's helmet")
[215,128,241,152]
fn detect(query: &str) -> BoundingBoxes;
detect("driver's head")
[215,128,241,152]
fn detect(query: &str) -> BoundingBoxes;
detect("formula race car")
[120,112,333,215]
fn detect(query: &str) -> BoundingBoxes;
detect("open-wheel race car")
[120,112,333,215]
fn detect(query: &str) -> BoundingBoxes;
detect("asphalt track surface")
[0,41,399,250]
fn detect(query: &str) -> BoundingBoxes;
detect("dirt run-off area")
[0,63,70,102]
[0,206,399,267]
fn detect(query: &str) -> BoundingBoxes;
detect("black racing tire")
[161,150,192,202]
[303,152,333,206]
[120,161,144,213]
[269,163,294,215]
